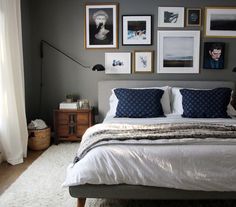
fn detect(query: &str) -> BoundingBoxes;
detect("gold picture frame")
[84,3,119,49]
[186,8,201,26]
[204,7,236,38]
[133,50,154,73]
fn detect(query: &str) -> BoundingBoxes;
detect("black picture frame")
[122,15,152,46]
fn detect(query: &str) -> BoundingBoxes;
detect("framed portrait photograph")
[122,15,152,45]
[133,50,153,73]
[157,30,200,74]
[186,8,201,26]
[203,42,225,69]
[85,3,118,49]
[158,7,184,27]
[205,7,236,38]
[105,52,131,74]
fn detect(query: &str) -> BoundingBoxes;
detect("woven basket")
[28,128,51,150]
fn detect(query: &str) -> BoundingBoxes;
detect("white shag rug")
[0,143,234,207]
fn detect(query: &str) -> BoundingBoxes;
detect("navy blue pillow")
[180,88,232,118]
[114,88,164,118]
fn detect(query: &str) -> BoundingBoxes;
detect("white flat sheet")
[63,115,236,191]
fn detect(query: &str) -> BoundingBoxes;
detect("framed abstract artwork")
[205,7,236,38]
[133,50,153,73]
[105,52,131,74]
[157,30,200,74]
[186,8,201,26]
[85,3,118,49]
[158,7,184,27]
[203,42,225,69]
[122,15,152,45]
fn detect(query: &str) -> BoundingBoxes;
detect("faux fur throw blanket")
[73,122,236,164]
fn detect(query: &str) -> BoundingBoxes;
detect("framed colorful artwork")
[133,50,153,73]
[157,30,200,74]
[186,8,201,26]
[158,7,184,27]
[105,52,131,74]
[205,7,236,38]
[85,3,118,49]
[122,15,152,45]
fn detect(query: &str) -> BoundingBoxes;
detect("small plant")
[66,94,74,103]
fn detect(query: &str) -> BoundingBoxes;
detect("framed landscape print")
[122,15,152,45]
[133,51,153,73]
[158,7,184,27]
[105,52,131,74]
[203,42,225,69]
[186,8,201,26]
[157,30,200,74]
[205,7,236,38]
[85,3,118,49]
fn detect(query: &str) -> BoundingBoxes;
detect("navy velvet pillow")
[114,88,164,118]
[180,88,232,118]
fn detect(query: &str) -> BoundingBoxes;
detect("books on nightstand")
[59,102,78,109]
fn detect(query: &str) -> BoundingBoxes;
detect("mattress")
[63,115,236,191]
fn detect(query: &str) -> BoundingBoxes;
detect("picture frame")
[133,50,154,73]
[205,7,236,38]
[186,8,201,26]
[157,30,200,74]
[122,15,152,45]
[203,42,225,69]
[158,7,184,28]
[105,52,131,74]
[85,3,118,49]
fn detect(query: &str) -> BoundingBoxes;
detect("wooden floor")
[0,149,44,195]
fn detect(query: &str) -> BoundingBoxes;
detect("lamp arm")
[40,40,90,69]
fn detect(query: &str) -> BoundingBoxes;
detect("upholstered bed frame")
[69,80,236,207]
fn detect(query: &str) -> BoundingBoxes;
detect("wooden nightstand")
[53,108,94,144]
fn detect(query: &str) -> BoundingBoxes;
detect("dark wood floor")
[0,149,44,195]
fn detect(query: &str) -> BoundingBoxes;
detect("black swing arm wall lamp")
[40,40,105,71]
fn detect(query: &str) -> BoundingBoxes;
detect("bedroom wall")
[21,0,236,126]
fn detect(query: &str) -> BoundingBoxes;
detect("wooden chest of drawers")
[53,109,93,144]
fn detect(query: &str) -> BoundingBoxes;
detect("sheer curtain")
[0,0,28,165]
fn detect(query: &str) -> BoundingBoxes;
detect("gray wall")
[21,0,236,126]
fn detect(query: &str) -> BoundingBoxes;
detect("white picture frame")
[205,7,236,38]
[158,7,184,27]
[105,52,131,74]
[133,51,153,73]
[122,15,152,45]
[157,30,200,74]
[85,3,118,49]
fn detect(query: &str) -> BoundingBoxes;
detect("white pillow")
[107,86,171,116]
[171,87,236,116]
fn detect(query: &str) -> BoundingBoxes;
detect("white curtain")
[0,0,28,165]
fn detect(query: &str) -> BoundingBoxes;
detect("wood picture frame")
[157,30,200,74]
[186,8,201,26]
[133,50,154,73]
[122,15,152,45]
[204,7,236,38]
[85,3,119,49]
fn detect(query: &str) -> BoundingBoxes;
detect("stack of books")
[59,102,78,110]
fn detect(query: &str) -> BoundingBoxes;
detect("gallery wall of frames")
[85,3,236,74]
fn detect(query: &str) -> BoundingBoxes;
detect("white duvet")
[63,114,236,191]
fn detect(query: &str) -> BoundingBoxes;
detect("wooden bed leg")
[77,198,86,207]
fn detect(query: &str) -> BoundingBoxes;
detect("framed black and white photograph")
[205,7,236,38]
[133,51,153,73]
[203,42,225,69]
[122,15,152,45]
[158,7,184,28]
[105,52,131,74]
[85,3,118,49]
[157,30,200,74]
[186,8,201,26]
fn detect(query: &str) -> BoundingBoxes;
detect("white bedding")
[63,115,236,191]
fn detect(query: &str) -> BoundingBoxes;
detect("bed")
[64,80,236,207]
